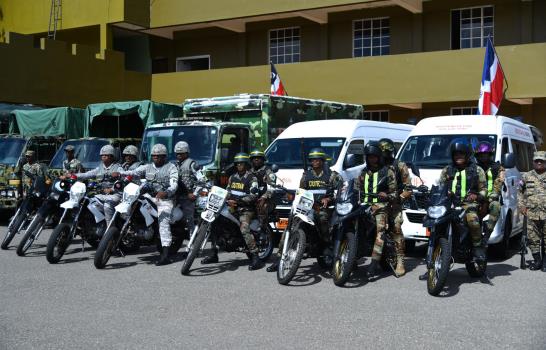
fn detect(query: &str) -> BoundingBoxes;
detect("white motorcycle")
[180,185,274,275]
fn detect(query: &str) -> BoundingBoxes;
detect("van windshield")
[50,140,109,170]
[398,134,497,169]
[266,138,345,169]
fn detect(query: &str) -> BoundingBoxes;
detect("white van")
[397,115,536,257]
[265,119,414,220]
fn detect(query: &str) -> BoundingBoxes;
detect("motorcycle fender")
[201,210,216,223]
[87,202,105,223]
[60,200,79,209]
[140,205,155,227]
[221,207,239,226]
[171,206,183,223]
[115,202,131,214]
[295,213,314,226]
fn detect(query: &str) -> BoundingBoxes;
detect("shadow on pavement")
[182,258,250,277]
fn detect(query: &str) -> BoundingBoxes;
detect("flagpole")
[487,35,509,99]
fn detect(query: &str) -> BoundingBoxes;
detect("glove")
[400,190,412,200]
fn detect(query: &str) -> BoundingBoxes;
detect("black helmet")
[308,148,327,160]
[450,141,471,159]
[364,141,383,158]
[249,149,266,159]
[233,152,250,164]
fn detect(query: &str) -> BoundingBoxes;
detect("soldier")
[174,141,200,235]
[439,141,487,259]
[518,151,546,271]
[116,144,179,266]
[201,153,263,270]
[21,150,49,193]
[475,141,505,235]
[73,145,122,225]
[62,145,84,174]
[358,141,397,279]
[378,138,411,277]
[267,148,341,272]
[121,145,142,171]
[249,149,276,228]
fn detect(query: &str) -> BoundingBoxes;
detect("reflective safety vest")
[447,164,478,201]
[360,167,388,203]
[481,162,501,196]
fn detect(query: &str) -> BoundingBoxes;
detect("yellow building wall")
[0,32,150,107]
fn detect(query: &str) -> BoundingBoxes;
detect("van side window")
[511,139,532,172]
[501,138,509,156]
[346,139,364,166]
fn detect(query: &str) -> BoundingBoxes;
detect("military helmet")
[450,141,471,159]
[364,141,383,158]
[378,138,395,154]
[249,149,266,159]
[100,145,115,156]
[151,143,168,156]
[122,145,138,156]
[308,148,327,160]
[233,152,250,164]
[174,141,190,154]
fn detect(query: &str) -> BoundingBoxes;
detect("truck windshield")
[140,126,217,165]
[266,138,346,169]
[50,139,109,170]
[0,138,26,166]
[398,134,497,169]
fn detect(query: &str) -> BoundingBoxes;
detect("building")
[0,0,545,144]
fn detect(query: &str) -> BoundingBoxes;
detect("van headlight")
[427,206,446,219]
[336,202,353,216]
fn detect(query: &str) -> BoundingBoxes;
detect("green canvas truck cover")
[9,107,85,138]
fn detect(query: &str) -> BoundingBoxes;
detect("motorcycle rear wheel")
[333,231,357,287]
[46,223,72,264]
[257,224,274,261]
[94,226,120,269]
[1,207,27,250]
[16,214,45,256]
[427,237,451,296]
[180,222,209,275]
[277,228,306,285]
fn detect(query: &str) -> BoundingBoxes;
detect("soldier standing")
[174,141,199,235]
[518,151,546,271]
[62,145,84,173]
[21,150,49,194]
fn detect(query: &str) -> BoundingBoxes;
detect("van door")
[499,136,519,235]
[343,139,365,180]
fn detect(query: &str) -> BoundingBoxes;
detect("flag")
[478,37,505,115]
[270,62,287,96]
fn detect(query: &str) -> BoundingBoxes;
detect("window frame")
[352,17,390,58]
[345,139,365,168]
[175,54,211,72]
[363,110,389,122]
[268,27,301,64]
[450,107,479,115]
[450,5,494,50]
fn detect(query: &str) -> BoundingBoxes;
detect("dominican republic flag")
[270,62,287,96]
[478,38,505,115]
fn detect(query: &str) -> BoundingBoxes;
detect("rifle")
[520,215,528,269]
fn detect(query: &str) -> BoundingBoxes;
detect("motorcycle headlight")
[336,202,353,216]
[208,194,224,207]
[427,206,446,219]
[298,197,314,211]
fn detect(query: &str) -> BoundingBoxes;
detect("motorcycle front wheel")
[332,231,357,287]
[427,237,451,296]
[1,207,27,250]
[16,214,45,256]
[94,226,120,269]
[46,223,72,264]
[277,228,306,285]
[180,221,210,275]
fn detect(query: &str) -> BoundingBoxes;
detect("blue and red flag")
[478,37,505,115]
[270,62,287,96]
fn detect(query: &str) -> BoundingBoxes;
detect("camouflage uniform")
[439,163,487,247]
[250,164,275,224]
[175,157,199,234]
[478,162,505,232]
[357,165,397,261]
[227,171,259,253]
[21,162,48,193]
[518,164,546,255]
[386,160,411,261]
[62,158,84,174]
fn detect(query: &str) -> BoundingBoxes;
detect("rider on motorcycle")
[249,149,276,228]
[174,141,200,235]
[439,141,487,259]
[474,141,505,235]
[201,152,263,270]
[357,141,397,278]
[121,145,142,171]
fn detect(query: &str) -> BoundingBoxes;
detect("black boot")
[366,260,380,280]
[201,248,218,264]
[529,253,542,270]
[472,246,486,261]
[155,246,171,266]
[248,253,264,271]
[266,258,279,272]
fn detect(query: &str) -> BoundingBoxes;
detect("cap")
[25,150,35,157]
[533,151,546,161]
[64,145,75,152]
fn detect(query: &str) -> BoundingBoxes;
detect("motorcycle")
[180,184,274,275]
[1,171,49,250]
[45,177,106,263]
[16,179,68,256]
[422,183,487,296]
[93,177,186,269]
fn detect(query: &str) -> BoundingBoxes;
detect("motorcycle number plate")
[203,210,215,222]
[276,218,288,230]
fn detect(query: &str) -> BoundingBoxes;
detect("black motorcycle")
[1,171,49,250]
[16,179,67,256]
[422,183,487,296]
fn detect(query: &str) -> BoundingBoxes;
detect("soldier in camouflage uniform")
[62,145,84,174]
[121,145,142,171]
[173,141,200,235]
[357,141,397,279]
[117,144,179,266]
[378,138,411,277]
[518,151,546,271]
[249,149,276,227]
[267,148,341,272]
[439,141,487,259]
[21,150,49,194]
[475,141,505,234]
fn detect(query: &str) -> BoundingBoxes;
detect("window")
[269,27,300,64]
[346,139,365,167]
[451,107,479,115]
[363,110,389,122]
[175,55,210,72]
[451,6,494,49]
[501,137,510,156]
[152,57,169,74]
[511,139,534,172]
[353,18,390,57]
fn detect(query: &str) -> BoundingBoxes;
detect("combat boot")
[248,253,264,271]
[266,258,279,272]
[395,256,406,277]
[472,246,486,261]
[529,253,542,271]
[201,248,218,264]
[155,246,171,266]
[366,259,381,280]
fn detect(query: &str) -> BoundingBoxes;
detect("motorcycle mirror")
[343,154,356,169]
[271,164,279,173]
[408,162,421,178]
[502,152,516,169]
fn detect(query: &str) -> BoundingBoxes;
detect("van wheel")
[490,217,511,260]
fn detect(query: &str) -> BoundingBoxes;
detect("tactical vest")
[360,166,389,203]
[446,163,479,201]
[303,168,331,201]
[228,172,254,201]
[480,162,501,196]
[95,163,121,189]
[387,159,404,192]
[144,163,176,194]
[251,165,269,196]
[176,158,196,194]
[122,161,142,171]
